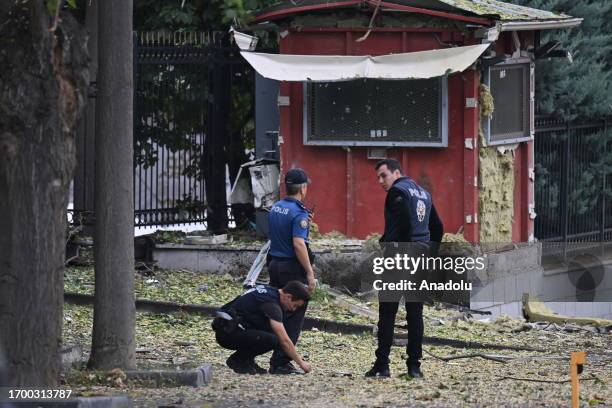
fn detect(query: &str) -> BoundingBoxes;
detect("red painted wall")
[277,28,532,242]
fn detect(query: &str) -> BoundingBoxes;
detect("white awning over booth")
[240,43,491,82]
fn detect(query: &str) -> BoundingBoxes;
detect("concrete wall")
[154,244,260,276]
[154,243,611,319]
[470,244,612,319]
[153,244,365,288]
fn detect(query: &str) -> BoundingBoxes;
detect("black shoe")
[269,362,300,375]
[226,353,257,374]
[248,359,267,375]
[365,362,390,378]
[407,364,423,378]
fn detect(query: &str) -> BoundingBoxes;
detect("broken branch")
[498,376,600,384]
[424,349,511,363]
[356,0,382,43]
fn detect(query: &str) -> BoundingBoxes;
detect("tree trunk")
[203,62,230,233]
[0,2,88,386]
[88,0,136,370]
[73,0,98,233]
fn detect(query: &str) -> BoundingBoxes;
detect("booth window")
[483,60,534,145]
[303,78,448,147]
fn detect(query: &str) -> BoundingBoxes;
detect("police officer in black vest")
[366,159,443,378]
[266,168,317,374]
[213,281,312,375]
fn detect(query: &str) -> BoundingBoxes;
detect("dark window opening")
[484,61,534,145]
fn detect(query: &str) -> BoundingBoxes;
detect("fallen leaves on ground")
[62,284,611,407]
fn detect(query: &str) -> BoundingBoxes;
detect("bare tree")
[0,1,88,385]
[88,0,136,370]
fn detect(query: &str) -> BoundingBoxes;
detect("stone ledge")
[124,364,212,387]
[9,396,133,408]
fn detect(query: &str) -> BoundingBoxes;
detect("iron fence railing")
[134,31,217,227]
[534,116,612,244]
[70,31,250,229]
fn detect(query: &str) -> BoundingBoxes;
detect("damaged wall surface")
[478,84,515,244]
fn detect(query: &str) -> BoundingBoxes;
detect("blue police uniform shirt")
[268,197,310,258]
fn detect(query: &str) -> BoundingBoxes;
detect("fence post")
[133,31,138,226]
[600,119,608,248]
[561,121,571,260]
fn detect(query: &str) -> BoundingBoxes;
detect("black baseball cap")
[284,168,310,185]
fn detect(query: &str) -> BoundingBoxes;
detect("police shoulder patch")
[300,219,309,229]
[416,199,426,222]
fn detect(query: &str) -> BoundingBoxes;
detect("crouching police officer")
[266,168,316,374]
[212,281,312,375]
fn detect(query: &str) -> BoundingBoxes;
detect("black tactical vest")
[389,177,432,242]
[221,285,281,331]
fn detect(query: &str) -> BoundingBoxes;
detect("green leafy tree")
[512,1,612,240]
[512,0,612,120]
[134,0,203,31]
[134,0,275,31]
[132,1,264,230]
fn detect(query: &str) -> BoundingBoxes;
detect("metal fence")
[133,31,250,227]
[534,117,612,244]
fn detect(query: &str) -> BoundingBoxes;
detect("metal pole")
[561,122,571,260]
[133,31,138,226]
[601,119,608,256]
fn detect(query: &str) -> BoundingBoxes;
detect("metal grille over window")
[305,78,445,146]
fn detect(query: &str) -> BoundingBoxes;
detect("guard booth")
[243,0,581,243]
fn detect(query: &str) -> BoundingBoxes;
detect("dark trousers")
[268,257,308,367]
[375,299,424,367]
[215,327,279,360]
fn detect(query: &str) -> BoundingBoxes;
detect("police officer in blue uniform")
[266,168,317,374]
[366,159,444,379]
[212,281,312,375]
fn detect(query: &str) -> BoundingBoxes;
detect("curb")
[125,364,212,387]
[9,396,133,408]
[64,292,375,335]
[65,293,544,352]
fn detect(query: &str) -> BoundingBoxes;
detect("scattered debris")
[497,376,600,384]
[396,335,546,352]
[243,240,270,287]
[434,300,492,316]
[324,286,378,320]
[151,230,186,244]
[523,294,612,328]
[174,341,196,347]
[196,284,209,292]
[185,234,229,245]
[63,311,610,406]
[425,349,512,364]
[62,268,611,407]
[62,345,85,369]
